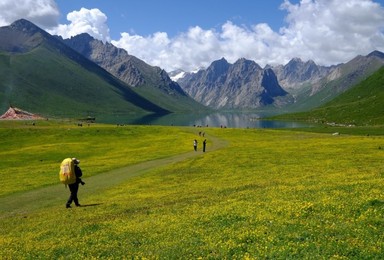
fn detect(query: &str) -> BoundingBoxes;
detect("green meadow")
[1,120,384,258]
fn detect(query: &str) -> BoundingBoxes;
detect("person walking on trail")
[193,139,198,151]
[66,158,85,208]
[203,139,207,152]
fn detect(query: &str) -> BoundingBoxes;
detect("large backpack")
[59,158,76,185]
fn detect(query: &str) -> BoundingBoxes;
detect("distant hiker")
[66,158,85,208]
[193,139,198,151]
[203,139,207,152]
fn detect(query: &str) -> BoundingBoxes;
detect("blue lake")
[96,112,311,129]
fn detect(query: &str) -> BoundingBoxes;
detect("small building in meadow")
[0,106,44,120]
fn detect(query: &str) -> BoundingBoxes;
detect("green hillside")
[62,33,208,114]
[0,43,168,118]
[275,66,384,126]
[284,52,384,113]
[0,19,206,118]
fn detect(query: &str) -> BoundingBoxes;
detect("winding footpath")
[0,132,228,217]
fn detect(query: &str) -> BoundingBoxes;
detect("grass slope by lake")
[274,66,384,126]
[1,121,384,258]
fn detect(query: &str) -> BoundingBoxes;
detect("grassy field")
[1,120,384,258]
[0,120,197,197]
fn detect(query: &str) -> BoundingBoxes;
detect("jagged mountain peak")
[305,59,317,66]
[233,58,262,70]
[272,57,328,89]
[8,19,53,41]
[289,57,303,63]
[0,19,64,54]
[177,57,291,109]
[10,19,41,32]
[234,57,256,64]
[205,57,231,79]
[210,57,230,69]
[285,57,304,68]
[62,33,194,105]
[70,32,94,42]
[217,57,228,62]
[346,50,384,67]
[285,58,318,69]
[367,50,384,59]
[68,33,115,49]
[64,33,130,66]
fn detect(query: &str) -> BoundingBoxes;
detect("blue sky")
[1,0,384,72]
[56,0,301,39]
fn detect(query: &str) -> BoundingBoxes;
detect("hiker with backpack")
[63,158,85,208]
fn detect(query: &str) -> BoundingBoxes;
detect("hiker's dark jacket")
[74,165,83,184]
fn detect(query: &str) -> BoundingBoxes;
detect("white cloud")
[49,8,110,42]
[0,0,59,28]
[0,1,110,42]
[112,0,384,72]
[279,0,384,65]
[1,0,383,72]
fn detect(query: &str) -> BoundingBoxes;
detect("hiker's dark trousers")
[67,183,79,206]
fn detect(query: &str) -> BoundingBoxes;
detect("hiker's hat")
[72,158,80,164]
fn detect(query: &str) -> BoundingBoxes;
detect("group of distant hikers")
[60,134,208,208]
[193,139,207,152]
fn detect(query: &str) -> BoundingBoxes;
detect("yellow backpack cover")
[59,158,76,185]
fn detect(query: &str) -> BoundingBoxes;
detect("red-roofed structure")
[0,106,44,120]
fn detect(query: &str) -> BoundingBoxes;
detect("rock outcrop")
[178,58,292,109]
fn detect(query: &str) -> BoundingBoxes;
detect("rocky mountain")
[60,33,205,112]
[319,50,384,93]
[272,58,333,90]
[62,33,145,87]
[0,18,47,52]
[177,58,292,109]
[0,19,177,116]
[2,20,383,115]
[177,51,384,111]
[275,65,384,125]
[288,50,384,111]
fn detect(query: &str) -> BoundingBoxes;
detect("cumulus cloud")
[279,0,384,65]
[0,0,59,28]
[49,8,110,42]
[111,22,281,72]
[0,1,110,42]
[1,0,383,72]
[112,0,384,72]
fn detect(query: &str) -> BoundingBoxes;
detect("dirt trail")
[0,132,227,216]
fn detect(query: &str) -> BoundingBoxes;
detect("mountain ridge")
[176,51,384,111]
[1,19,383,118]
[288,50,384,111]
[0,19,172,117]
[177,57,292,109]
[273,66,384,125]
[60,33,206,113]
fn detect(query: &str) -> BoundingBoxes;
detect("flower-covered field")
[1,121,384,258]
[0,120,195,196]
